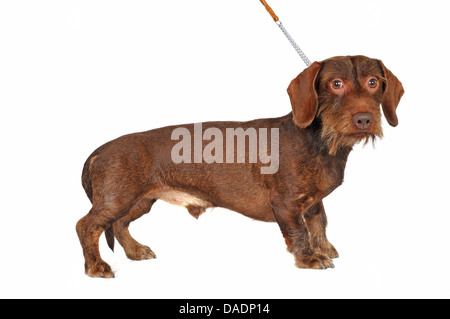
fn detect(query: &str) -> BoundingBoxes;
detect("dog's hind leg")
[112,197,157,260]
[76,206,120,278]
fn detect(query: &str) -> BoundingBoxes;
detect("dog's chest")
[317,155,347,196]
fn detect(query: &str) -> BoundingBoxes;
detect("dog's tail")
[81,150,115,252]
[81,153,96,203]
[105,227,115,252]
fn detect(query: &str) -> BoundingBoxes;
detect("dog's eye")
[368,78,378,88]
[331,80,343,89]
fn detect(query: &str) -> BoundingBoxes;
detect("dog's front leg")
[273,203,334,269]
[304,201,339,259]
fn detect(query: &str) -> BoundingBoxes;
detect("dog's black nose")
[352,112,373,130]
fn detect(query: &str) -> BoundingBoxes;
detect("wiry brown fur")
[76,55,404,278]
[317,56,385,154]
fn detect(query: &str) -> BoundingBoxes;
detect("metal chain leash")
[259,0,312,67]
[275,21,311,66]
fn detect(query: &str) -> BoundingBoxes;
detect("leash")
[259,0,312,67]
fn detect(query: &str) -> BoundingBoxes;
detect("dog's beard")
[324,133,382,156]
[320,117,383,156]
[316,104,384,155]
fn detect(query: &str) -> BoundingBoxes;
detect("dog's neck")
[281,113,351,195]
[283,113,352,160]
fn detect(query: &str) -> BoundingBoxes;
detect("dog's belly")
[157,190,211,208]
[149,188,276,222]
[149,189,212,219]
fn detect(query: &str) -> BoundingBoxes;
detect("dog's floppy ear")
[378,60,404,127]
[287,61,322,128]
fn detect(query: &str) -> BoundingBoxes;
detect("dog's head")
[287,55,404,155]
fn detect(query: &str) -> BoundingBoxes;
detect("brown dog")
[76,55,404,278]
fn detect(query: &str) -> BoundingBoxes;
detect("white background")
[1,0,449,299]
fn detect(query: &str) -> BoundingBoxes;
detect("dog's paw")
[311,236,339,259]
[125,244,157,261]
[294,253,334,270]
[85,261,115,278]
[319,243,339,259]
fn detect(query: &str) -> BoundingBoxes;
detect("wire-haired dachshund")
[77,55,404,278]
